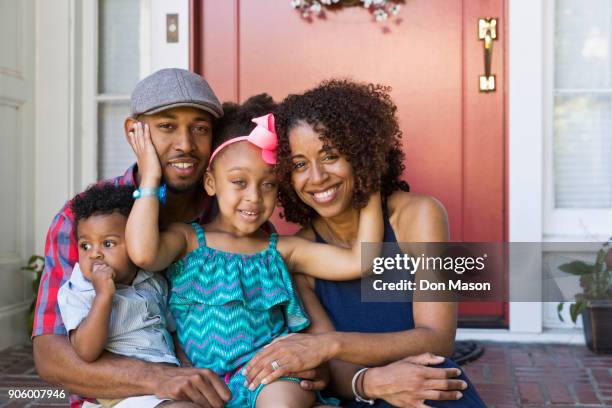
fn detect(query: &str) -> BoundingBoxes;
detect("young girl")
[125,94,382,407]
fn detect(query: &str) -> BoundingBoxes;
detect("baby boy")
[58,183,178,408]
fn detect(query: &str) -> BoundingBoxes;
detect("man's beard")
[164,178,202,194]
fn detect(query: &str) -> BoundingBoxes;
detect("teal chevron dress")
[167,223,311,407]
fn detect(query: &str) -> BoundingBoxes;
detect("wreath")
[291,0,404,23]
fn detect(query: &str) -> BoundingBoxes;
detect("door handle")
[478,18,498,92]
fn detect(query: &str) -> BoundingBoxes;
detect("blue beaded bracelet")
[132,184,167,205]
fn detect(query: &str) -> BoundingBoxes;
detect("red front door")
[191,0,507,326]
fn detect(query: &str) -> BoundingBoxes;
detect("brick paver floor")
[0,342,610,407]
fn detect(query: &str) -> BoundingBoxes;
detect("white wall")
[35,0,80,251]
[0,0,36,349]
[150,0,189,72]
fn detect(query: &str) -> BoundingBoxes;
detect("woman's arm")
[245,274,463,402]
[296,275,363,398]
[278,192,383,280]
[124,122,188,271]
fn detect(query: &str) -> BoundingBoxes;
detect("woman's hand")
[363,353,467,407]
[243,333,338,390]
[126,121,162,186]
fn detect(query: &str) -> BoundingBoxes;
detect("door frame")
[185,0,552,333]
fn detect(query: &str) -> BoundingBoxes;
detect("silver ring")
[271,360,280,371]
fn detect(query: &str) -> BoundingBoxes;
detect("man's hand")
[363,353,467,408]
[155,367,231,408]
[91,264,116,297]
[243,333,335,389]
[34,335,231,407]
[173,336,193,368]
[126,121,162,185]
[294,365,330,391]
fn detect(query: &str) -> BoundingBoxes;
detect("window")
[545,0,612,237]
[96,0,150,180]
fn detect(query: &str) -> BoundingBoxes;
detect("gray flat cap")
[131,68,223,118]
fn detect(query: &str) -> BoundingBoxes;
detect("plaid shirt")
[32,165,210,407]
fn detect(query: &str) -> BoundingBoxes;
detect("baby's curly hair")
[275,79,409,226]
[71,183,135,237]
[210,93,277,168]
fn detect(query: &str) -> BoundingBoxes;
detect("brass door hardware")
[478,18,497,92]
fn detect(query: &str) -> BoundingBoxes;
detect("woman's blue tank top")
[314,213,415,332]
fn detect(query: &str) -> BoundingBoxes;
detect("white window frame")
[539,0,608,331]
[80,0,98,189]
[542,0,612,241]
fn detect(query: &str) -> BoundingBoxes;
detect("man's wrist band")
[132,184,167,205]
[352,367,375,405]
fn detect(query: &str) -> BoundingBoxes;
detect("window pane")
[554,94,612,208]
[554,2,612,209]
[97,102,134,180]
[98,0,140,94]
[555,0,612,89]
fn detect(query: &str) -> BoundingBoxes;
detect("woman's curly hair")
[275,79,409,226]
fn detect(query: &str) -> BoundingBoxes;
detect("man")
[33,68,231,408]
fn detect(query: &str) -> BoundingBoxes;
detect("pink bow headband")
[207,113,278,169]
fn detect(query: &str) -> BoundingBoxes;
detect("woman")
[244,80,487,407]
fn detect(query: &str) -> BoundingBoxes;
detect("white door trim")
[507,0,545,333]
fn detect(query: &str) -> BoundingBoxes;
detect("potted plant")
[22,255,45,336]
[557,240,612,354]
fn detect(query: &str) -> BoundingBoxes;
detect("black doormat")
[452,341,484,365]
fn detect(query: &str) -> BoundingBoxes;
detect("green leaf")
[22,254,45,337]
[559,261,594,276]
[557,303,564,322]
[569,301,586,324]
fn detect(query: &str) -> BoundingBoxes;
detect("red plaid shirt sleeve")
[32,204,78,337]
